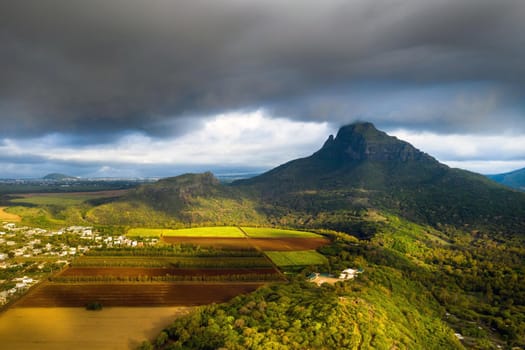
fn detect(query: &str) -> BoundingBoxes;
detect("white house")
[339,268,362,280]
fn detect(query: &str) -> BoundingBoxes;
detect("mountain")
[85,122,525,234]
[87,172,268,227]
[487,167,525,191]
[42,173,78,181]
[234,122,525,234]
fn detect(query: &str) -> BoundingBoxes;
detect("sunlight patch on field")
[127,226,245,237]
[0,207,21,222]
[0,307,192,350]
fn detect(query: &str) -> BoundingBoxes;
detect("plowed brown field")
[57,267,280,277]
[16,282,264,307]
[161,236,329,251]
[250,238,330,251]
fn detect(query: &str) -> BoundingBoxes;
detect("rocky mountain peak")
[319,122,435,162]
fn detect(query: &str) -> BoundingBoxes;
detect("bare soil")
[161,236,330,251]
[57,267,280,277]
[15,282,264,307]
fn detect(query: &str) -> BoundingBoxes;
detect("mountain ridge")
[233,122,525,234]
[487,167,525,191]
[81,121,525,234]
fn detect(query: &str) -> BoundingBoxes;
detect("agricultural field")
[265,250,328,267]
[128,226,245,237]
[16,282,265,307]
[241,227,321,238]
[0,206,21,222]
[249,237,330,251]
[0,306,191,350]
[72,255,272,268]
[53,267,282,282]
[161,236,253,249]
[8,190,128,206]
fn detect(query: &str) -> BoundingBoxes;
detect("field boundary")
[238,226,287,281]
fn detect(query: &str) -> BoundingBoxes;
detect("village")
[0,222,158,306]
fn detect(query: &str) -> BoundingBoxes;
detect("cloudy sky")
[1,0,524,178]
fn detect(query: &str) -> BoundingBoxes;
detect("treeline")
[86,245,261,257]
[72,257,272,269]
[50,273,283,283]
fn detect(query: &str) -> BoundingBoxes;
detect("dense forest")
[140,215,524,349]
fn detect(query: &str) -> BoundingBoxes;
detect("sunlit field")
[0,307,192,350]
[127,226,245,237]
[0,206,21,222]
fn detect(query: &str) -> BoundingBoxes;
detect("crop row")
[51,273,283,283]
[17,283,264,307]
[72,256,273,268]
[85,246,261,257]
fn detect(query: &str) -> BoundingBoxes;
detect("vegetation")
[152,278,461,350]
[2,123,525,348]
[265,250,328,267]
[241,227,321,238]
[85,301,103,311]
[9,193,107,206]
[127,226,245,238]
[72,256,273,268]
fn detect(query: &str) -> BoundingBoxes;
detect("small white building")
[339,268,362,280]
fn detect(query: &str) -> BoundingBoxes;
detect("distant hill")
[487,167,525,191]
[234,122,525,234]
[42,173,78,181]
[87,172,268,227]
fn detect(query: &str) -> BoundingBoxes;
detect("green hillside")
[146,215,525,349]
[87,172,268,227]
[234,122,525,235]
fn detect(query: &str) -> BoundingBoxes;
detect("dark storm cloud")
[1,0,524,140]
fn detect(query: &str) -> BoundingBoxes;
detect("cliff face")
[318,122,436,162]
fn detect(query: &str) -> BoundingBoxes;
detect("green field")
[9,191,124,207]
[127,226,245,237]
[10,195,93,206]
[265,250,328,267]
[241,227,321,238]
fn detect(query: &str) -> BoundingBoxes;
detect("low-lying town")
[0,221,157,306]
